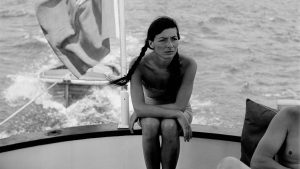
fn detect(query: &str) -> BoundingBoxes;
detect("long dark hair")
[110,16,182,99]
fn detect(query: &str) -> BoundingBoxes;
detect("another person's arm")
[250,108,290,169]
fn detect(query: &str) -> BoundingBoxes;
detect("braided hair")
[109,41,148,86]
[110,16,182,98]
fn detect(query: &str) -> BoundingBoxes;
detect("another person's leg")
[217,157,250,169]
[141,118,161,169]
[161,119,180,169]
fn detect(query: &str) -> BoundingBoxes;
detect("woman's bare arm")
[130,61,193,141]
[130,66,182,118]
[157,57,197,111]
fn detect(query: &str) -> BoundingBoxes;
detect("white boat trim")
[39,78,109,86]
[0,124,241,169]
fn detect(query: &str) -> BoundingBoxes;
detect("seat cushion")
[240,99,278,166]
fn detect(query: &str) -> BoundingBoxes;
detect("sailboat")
[0,0,299,169]
[38,63,118,107]
[36,0,121,107]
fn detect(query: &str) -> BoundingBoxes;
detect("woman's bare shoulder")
[179,54,197,69]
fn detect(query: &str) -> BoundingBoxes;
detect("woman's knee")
[161,119,179,138]
[141,118,160,138]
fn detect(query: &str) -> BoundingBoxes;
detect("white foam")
[32,35,48,44]
[191,98,214,108]
[57,86,121,127]
[3,73,44,104]
[2,63,122,131]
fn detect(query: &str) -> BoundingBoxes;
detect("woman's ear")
[148,40,154,49]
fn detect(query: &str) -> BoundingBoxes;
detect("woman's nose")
[166,39,174,48]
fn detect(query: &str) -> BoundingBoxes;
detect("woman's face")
[150,28,179,60]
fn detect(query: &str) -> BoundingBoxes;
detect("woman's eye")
[157,37,178,43]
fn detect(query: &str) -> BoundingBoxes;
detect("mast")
[118,0,129,128]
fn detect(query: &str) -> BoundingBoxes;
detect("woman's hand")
[129,112,138,134]
[177,112,192,142]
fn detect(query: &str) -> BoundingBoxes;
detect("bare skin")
[251,106,300,169]
[129,28,197,169]
[217,106,300,169]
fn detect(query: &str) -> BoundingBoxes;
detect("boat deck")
[0,124,241,169]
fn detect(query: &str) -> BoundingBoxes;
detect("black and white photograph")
[0,0,299,168]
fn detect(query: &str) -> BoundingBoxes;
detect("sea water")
[0,0,299,138]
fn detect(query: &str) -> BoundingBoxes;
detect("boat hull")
[0,124,241,169]
[39,67,109,107]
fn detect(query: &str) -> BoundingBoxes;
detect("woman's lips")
[165,51,174,54]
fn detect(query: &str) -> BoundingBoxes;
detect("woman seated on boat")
[217,106,300,169]
[110,16,197,169]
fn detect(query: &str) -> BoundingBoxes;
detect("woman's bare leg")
[141,118,161,169]
[161,119,180,169]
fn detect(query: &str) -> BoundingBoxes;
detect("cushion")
[240,99,278,166]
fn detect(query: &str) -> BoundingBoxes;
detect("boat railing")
[0,81,58,126]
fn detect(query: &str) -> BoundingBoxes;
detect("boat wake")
[1,73,121,139]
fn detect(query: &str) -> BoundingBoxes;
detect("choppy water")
[0,0,299,138]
